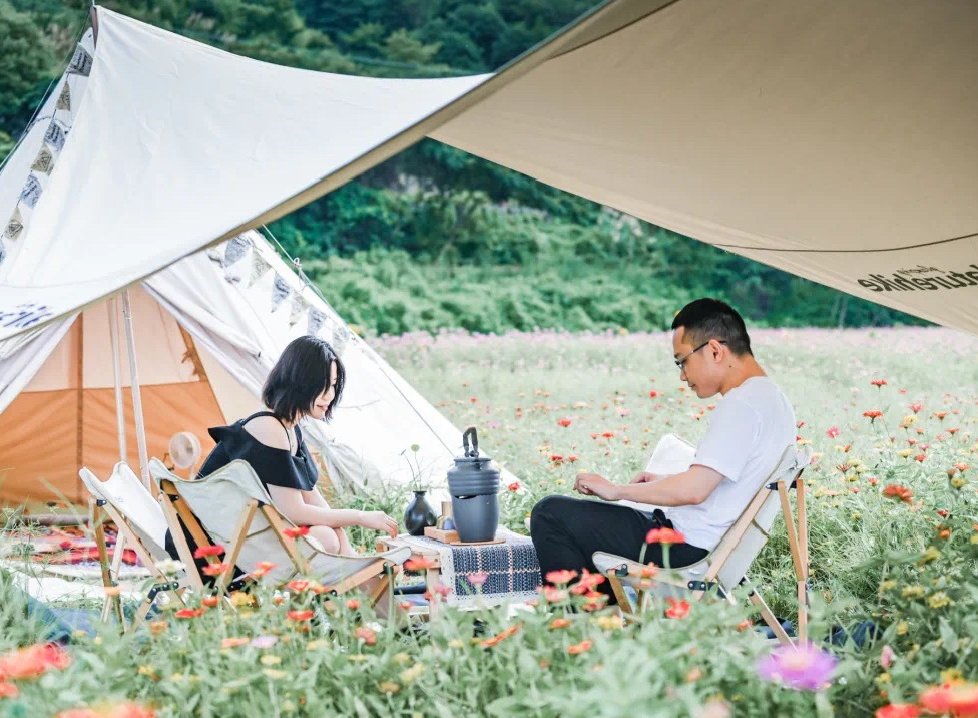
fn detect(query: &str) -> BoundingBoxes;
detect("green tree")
[0,1,55,129]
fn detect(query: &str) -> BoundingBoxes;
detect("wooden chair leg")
[749,589,793,645]
[605,571,634,614]
[215,499,258,595]
[261,506,310,574]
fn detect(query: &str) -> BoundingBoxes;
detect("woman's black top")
[163,411,318,579]
[198,410,319,492]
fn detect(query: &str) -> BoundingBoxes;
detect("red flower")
[664,597,690,619]
[570,569,605,595]
[933,411,948,421]
[507,481,521,492]
[192,545,224,559]
[601,431,615,439]
[346,598,360,610]
[875,705,920,718]
[354,626,377,645]
[919,682,978,716]
[648,390,658,399]
[287,610,314,621]
[568,455,579,463]
[557,418,572,427]
[645,527,686,545]
[174,608,205,619]
[249,561,277,578]
[882,484,913,503]
[0,643,71,681]
[0,681,18,698]
[871,379,888,388]
[286,579,310,593]
[915,454,926,463]
[282,526,310,538]
[201,563,229,577]
[909,403,923,413]
[567,639,592,655]
[201,596,219,608]
[404,557,437,571]
[545,569,577,585]
[863,410,884,421]
[549,454,564,466]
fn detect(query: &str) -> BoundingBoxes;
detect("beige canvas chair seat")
[592,445,811,644]
[148,458,410,599]
[78,463,191,629]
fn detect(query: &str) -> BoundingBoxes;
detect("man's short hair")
[671,298,753,356]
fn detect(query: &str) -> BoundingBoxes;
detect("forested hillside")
[1,0,922,334]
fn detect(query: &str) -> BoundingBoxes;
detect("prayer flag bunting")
[44,121,67,152]
[20,175,42,209]
[56,83,71,111]
[289,293,308,327]
[68,45,93,76]
[307,308,327,336]
[3,208,24,242]
[223,234,252,267]
[248,252,272,287]
[31,146,54,174]
[271,274,291,312]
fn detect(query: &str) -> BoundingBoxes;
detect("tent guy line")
[713,231,978,255]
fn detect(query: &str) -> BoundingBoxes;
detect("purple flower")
[250,635,278,649]
[757,642,837,691]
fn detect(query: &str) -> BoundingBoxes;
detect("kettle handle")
[462,426,479,457]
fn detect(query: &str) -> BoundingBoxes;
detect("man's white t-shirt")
[666,376,796,551]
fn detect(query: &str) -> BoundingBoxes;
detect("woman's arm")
[267,484,398,536]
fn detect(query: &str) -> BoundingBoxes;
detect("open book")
[616,433,696,513]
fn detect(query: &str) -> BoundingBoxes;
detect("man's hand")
[629,471,660,484]
[574,472,621,501]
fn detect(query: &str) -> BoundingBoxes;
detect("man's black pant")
[530,495,709,602]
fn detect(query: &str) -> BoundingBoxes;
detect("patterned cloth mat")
[389,528,541,607]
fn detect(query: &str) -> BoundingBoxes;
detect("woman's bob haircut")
[262,335,346,423]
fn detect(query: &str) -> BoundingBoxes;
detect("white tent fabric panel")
[432,0,978,332]
[0,8,488,342]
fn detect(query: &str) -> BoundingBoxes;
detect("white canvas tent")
[1,1,976,502]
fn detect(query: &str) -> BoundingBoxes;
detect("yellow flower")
[306,640,327,651]
[951,477,966,489]
[901,585,925,599]
[230,591,253,607]
[928,591,951,609]
[593,614,623,630]
[878,580,896,593]
[970,535,978,545]
[281,700,297,713]
[900,415,917,429]
[393,652,411,665]
[941,668,965,683]
[897,449,913,458]
[260,654,283,666]
[447,639,465,649]
[348,654,369,663]
[896,621,909,636]
[400,662,425,684]
[137,665,157,679]
[876,673,891,685]
[378,681,400,695]
[918,547,941,565]
[263,668,288,680]
[170,673,185,684]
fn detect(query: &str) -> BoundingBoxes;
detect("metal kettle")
[447,427,500,542]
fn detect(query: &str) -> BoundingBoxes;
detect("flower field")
[3,327,978,717]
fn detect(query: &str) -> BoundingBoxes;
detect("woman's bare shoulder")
[241,414,290,450]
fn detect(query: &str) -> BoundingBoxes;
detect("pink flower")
[467,572,489,588]
[826,426,840,439]
[880,645,895,669]
[757,642,837,691]
[557,418,572,427]
[249,635,278,649]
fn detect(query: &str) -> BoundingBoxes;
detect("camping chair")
[593,445,811,645]
[78,464,190,630]
[148,458,411,609]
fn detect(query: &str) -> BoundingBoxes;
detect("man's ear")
[709,338,726,362]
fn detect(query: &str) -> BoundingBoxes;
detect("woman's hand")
[359,510,399,537]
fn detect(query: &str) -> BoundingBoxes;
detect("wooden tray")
[424,527,505,546]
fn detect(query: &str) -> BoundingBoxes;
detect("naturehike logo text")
[857,265,978,293]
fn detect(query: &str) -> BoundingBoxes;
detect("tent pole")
[121,289,152,492]
[108,296,127,462]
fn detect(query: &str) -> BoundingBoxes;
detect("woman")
[198,335,398,554]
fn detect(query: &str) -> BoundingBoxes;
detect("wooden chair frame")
[598,459,809,645]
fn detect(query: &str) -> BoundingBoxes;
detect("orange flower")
[287,609,315,621]
[871,379,888,388]
[507,481,521,492]
[549,618,571,630]
[220,638,250,649]
[645,527,686,545]
[354,627,377,646]
[0,643,71,681]
[570,569,605,595]
[557,418,572,427]
[665,597,690,619]
[174,608,205,619]
[282,526,310,538]
[201,563,230,577]
[919,682,978,717]
[56,704,155,718]
[250,561,277,578]
[875,705,920,718]
[192,545,224,559]
[545,569,577,585]
[567,640,592,655]
[286,579,310,593]
[202,596,219,608]
[863,410,884,421]
[404,557,437,571]
[346,598,361,610]
[549,454,564,466]
[882,484,913,504]
[648,390,658,398]
[541,586,568,603]
[0,681,19,698]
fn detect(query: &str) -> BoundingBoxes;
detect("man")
[530,298,796,593]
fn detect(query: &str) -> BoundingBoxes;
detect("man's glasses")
[674,340,726,370]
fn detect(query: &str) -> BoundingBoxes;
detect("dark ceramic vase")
[404,490,437,536]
